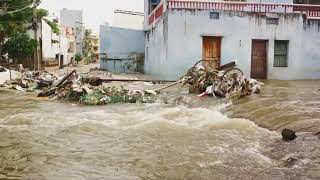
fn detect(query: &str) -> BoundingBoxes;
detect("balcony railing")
[148,0,320,26]
[148,0,166,26]
[167,0,320,18]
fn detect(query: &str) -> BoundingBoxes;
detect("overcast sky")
[39,0,144,33]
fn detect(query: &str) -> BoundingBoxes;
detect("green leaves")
[2,33,37,62]
[44,18,60,35]
[0,0,34,43]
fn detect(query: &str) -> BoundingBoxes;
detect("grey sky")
[39,0,144,32]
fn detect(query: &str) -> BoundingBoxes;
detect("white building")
[144,0,320,80]
[41,19,70,67]
[60,9,84,54]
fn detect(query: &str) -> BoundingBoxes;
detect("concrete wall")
[144,13,170,79]
[145,9,320,80]
[41,19,58,62]
[100,24,145,73]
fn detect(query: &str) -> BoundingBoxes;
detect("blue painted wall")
[100,24,145,73]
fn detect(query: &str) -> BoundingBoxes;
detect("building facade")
[144,0,320,80]
[40,19,70,67]
[63,27,77,64]
[26,19,72,69]
[87,34,100,62]
[60,9,84,54]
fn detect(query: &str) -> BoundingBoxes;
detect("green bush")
[2,33,37,63]
[75,53,82,64]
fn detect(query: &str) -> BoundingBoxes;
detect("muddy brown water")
[0,80,319,180]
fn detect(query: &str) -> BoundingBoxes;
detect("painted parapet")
[100,24,145,73]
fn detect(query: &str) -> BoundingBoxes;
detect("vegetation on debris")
[1,68,158,105]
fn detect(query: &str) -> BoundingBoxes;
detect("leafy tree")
[0,0,40,60]
[0,0,40,40]
[44,18,60,34]
[83,29,94,63]
[35,8,49,19]
[2,33,37,63]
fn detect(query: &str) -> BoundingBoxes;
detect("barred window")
[274,40,289,67]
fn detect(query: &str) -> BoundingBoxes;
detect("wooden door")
[202,37,221,69]
[251,40,267,79]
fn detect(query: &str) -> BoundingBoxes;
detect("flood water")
[0,80,320,180]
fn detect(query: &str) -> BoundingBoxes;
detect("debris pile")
[2,69,158,105]
[181,65,262,100]
[1,70,54,92]
[51,75,158,105]
[1,61,262,105]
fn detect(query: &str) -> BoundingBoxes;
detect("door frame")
[201,36,222,69]
[251,39,268,79]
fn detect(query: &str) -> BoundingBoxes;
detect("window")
[274,40,289,67]
[267,18,279,25]
[210,12,219,19]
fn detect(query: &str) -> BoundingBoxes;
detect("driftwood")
[82,77,177,86]
[216,61,236,71]
[100,78,176,83]
[25,78,53,88]
[38,89,56,97]
[54,70,76,87]
[154,79,183,93]
[83,77,103,86]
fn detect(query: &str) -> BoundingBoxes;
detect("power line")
[0,0,40,15]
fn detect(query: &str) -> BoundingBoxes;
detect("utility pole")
[32,1,41,71]
[32,9,38,70]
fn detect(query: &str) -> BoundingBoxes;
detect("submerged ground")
[0,73,319,179]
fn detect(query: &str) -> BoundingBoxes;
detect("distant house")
[86,34,100,62]
[144,0,320,80]
[60,9,84,54]
[27,19,71,69]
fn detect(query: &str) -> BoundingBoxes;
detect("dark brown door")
[202,36,221,69]
[59,55,64,69]
[251,40,267,79]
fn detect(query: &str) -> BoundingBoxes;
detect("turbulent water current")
[0,80,320,180]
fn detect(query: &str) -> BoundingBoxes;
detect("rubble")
[1,61,262,105]
[2,68,158,105]
[181,64,263,100]
[0,66,22,86]
[0,66,7,72]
